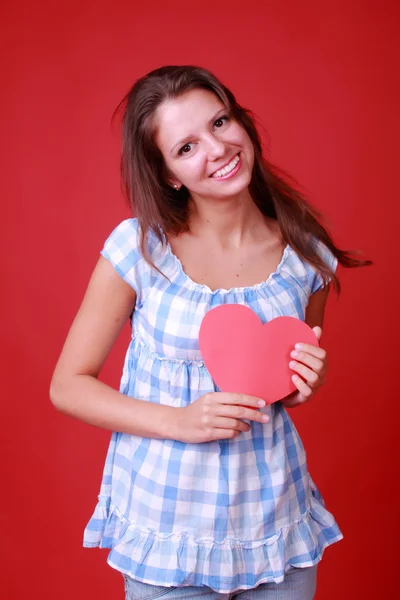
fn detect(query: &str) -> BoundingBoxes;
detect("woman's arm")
[50,256,177,439]
[304,285,330,329]
[281,286,331,407]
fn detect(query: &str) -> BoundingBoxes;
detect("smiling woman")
[50,65,371,600]
[114,66,368,291]
[156,91,254,202]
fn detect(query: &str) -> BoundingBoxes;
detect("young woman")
[50,65,369,599]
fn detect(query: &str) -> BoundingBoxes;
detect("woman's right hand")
[174,392,270,444]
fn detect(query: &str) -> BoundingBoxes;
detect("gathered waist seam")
[131,331,205,366]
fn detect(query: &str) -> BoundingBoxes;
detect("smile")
[210,154,241,179]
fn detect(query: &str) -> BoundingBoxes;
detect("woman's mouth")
[210,153,241,180]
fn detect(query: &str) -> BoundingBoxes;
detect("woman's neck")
[187,190,275,249]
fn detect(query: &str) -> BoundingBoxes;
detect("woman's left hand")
[281,326,327,408]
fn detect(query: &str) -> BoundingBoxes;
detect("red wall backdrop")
[1,1,398,598]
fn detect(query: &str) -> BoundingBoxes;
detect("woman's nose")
[203,134,225,159]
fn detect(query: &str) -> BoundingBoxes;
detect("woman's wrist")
[160,405,185,442]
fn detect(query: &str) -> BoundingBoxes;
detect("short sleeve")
[100,218,150,304]
[309,238,338,294]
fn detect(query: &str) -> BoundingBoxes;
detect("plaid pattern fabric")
[83,219,342,593]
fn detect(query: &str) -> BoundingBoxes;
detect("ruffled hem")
[83,493,343,593]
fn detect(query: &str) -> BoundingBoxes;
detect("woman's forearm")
[50,375,177,439]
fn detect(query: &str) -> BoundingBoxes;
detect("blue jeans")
[123,566,317,600]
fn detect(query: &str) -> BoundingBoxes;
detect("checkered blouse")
[83,218,342,593]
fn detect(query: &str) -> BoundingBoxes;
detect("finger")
[219,393,266,409]
[281,392,303,408]
[283,393,308,408]
[221,404,270,424]
[291,374,313,399]
[214,417,250,432]
[212,429,242,440]
[290,351,324,373]
[293,343,327,360]
[289,361,319,386]
[312,326,322,341]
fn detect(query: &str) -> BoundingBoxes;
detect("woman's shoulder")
[284,237,338,294]
[101,218,141,268]
[101,217,163,259]
[100,218,159,302]
[103,217,140,244]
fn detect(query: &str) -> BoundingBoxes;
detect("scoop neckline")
[163,236,291,295]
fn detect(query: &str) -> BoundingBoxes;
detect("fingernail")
[291,350,299,357]
[258,399,266,407]
[262,414,269,422]
[295,343,303,350]
[289,361,297,368]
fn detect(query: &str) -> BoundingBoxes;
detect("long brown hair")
[113,65,371,293]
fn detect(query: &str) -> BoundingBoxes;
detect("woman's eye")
[214,115,229,128]
[178,143,193,156]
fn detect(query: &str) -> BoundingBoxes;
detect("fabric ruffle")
[84,489,343,593]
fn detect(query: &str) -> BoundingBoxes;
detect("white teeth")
[212,154,239,178]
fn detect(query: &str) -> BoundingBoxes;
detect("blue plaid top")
[83,218,343,593]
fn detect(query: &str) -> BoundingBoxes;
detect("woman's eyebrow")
[170,108,227,155]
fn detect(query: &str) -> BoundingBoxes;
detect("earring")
[173,184,181,191]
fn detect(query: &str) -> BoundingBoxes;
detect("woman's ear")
[163,165,181,191]
[169,181,182,191]
[166,171,182,191]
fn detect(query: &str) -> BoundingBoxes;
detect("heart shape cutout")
[199,304,319,404]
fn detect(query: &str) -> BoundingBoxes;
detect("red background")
[1,1,398,598]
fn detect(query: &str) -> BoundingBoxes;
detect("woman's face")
[154,88,255,201]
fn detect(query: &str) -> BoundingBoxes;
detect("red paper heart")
[199,304,319,404]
